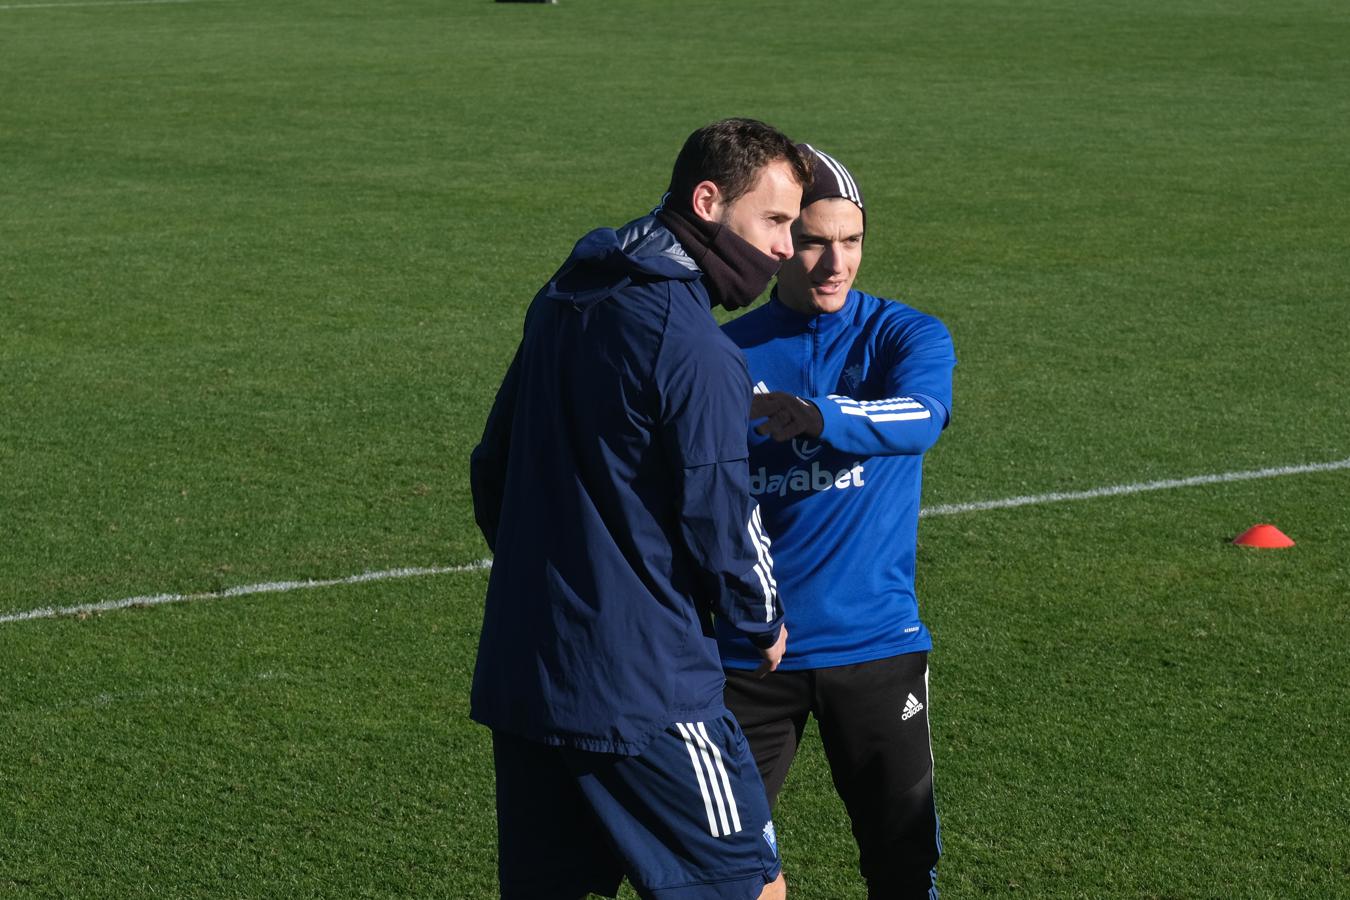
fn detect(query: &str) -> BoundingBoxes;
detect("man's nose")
[818,243,843,272]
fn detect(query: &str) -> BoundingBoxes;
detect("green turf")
[3,0,1348,897]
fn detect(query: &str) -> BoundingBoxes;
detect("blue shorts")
[492,714,781,899]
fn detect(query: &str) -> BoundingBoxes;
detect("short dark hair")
[666,118,812,211]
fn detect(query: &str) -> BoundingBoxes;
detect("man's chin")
[810,291,849,313]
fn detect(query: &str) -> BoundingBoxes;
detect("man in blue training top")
[470,119,812,900]
[717,144,956,899]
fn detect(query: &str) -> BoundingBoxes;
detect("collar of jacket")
[765,287,858,333]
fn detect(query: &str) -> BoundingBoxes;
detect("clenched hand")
[751,392,824,442]
[754,625,788,678]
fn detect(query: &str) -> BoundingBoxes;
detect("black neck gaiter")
[656,206,781,311]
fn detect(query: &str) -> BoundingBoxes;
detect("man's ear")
[689,180,724,223]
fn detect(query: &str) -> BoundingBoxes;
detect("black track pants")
[724,652,940,899]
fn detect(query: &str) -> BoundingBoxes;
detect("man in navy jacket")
[719,145,956,899]
[470,119,811,900]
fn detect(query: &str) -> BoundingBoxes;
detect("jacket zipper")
[805,317,817,396]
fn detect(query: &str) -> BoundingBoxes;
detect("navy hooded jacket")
[469,215,784,755]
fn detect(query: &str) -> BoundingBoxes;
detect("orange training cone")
[1233,524,1295,548]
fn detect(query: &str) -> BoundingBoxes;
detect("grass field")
[3,0,1348,897]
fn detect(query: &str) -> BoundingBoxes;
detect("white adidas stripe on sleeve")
[831,394,931,423]
[747,505,778,621]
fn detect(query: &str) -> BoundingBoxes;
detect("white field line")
[3,456,1348,626]
[0,560,492,625]
[0,0,219,10]
[919,457,1350,517]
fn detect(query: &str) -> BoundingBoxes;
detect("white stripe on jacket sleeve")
[830,394,931,423]
[747,505,778,622]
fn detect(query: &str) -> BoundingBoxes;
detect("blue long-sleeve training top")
[716,289,955,670]
[470,216,784,755]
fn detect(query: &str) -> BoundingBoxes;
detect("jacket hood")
[545,215,701,309]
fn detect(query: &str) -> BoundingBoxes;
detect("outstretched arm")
[752,313,955,457]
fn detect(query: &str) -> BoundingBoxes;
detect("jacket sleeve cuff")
[746,623,782,650]
[809,394,849,443]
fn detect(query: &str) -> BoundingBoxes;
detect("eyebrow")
[797,229,865,242]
